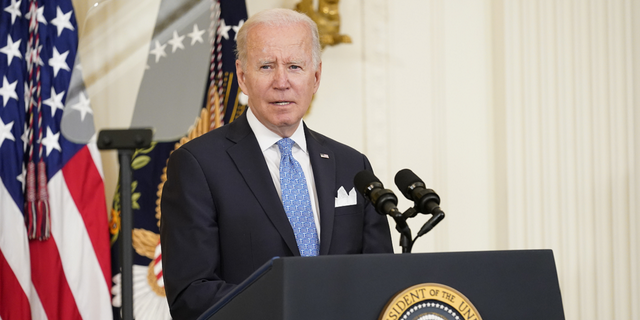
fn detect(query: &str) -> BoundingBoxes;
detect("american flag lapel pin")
[320,153,329,159]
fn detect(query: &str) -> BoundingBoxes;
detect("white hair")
[235,8,321,69]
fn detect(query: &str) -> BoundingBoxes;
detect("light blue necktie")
[277,138,319,257]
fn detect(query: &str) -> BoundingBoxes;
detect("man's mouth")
[273,101,292,106]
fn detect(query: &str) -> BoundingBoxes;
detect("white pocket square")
[335,186,357,207]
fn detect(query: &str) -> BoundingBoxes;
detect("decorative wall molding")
[501,1,638,318]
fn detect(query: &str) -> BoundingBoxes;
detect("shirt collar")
[246,107,308,153]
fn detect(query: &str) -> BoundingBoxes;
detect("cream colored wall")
[303,0,502,254]
[77,0,639,319]
[75,0,161,213]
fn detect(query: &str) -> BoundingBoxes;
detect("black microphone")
[394,169,443,216]
[353,170,401,217]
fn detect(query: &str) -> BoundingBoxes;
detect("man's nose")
[273,67,289,89]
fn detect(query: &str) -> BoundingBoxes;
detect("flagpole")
[118,148,135,320]
[97,129,153,320]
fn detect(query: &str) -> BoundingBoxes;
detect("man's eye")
[260,65,271,69]
[290,65,301,70]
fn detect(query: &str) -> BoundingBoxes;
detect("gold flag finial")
[296,0,352,49]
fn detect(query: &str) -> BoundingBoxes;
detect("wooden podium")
[198,250,565,320]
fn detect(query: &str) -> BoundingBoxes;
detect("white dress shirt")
[245,108,321,238]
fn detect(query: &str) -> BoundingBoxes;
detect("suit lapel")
[226,114,300,256]
[306,127,336,255]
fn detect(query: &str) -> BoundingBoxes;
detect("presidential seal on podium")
[379,283,482,320]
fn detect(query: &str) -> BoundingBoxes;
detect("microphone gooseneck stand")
[387,207,413,253]
[353,169,446,254]
[393,206,445,253]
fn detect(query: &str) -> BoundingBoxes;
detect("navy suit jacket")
[160,113,393,319]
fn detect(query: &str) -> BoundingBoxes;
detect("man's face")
[236,22,322,137]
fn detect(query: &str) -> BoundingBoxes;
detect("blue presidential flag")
[108,1,247,319]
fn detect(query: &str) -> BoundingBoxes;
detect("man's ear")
[236,59,247,93]
[313,61,322,94]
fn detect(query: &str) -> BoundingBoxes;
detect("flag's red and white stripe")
[0,0,112,317]
[0,182,37,320]
[0,145,111,320]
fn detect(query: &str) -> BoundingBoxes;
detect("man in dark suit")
[160,8,393,320]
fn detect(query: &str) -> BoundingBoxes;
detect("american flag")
[0,0,112,319]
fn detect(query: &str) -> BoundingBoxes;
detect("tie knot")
[276,138,295,156]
